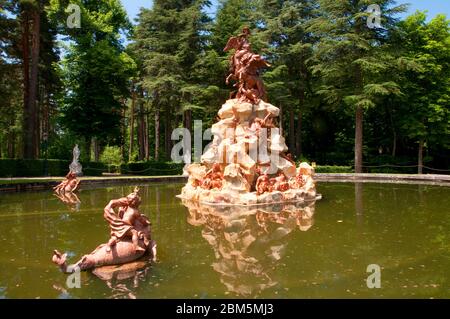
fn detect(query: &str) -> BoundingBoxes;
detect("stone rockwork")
[179,98,319,206]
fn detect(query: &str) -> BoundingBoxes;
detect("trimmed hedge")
[120,161,184,176]
[315,165,354,173]
[0,159,108,177]
[83,162,108,176]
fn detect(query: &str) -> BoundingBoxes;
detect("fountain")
[179,28,320,206]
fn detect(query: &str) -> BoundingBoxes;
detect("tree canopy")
[0,0,448,174]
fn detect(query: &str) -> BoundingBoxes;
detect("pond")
[0,182,448,299]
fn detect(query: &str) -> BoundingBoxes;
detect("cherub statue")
[53,171,80,194]
[104,187,151,253]
[272,172,290,192]
[290,169,306,189]
[201,163,224,190]
[255,172,271,195]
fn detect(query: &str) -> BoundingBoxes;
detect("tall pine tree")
[309,0,406,172]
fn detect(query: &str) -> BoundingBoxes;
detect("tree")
[0,1,22,158]
[47,0,135,161]
[254,0,318,158]
[395,12,450,174]
[309,0,406,172]
[131,0,212,161]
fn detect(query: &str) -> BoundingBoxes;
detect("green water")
[0,182,448,299]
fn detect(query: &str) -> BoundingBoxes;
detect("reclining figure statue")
[52,187,156,274]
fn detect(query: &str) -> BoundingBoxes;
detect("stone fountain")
[179,28,320,206]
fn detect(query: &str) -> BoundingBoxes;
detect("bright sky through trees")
[122,0,450,22]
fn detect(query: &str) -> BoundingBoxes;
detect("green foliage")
[1,1,449,176]
[315,166,353,173]
[0,159,69,177]
[394,12,450,148]
[0,158,112,177]
[82,161,108,176]
[120,161,184,176]
[100,146,123,166]
[48,0,135,150]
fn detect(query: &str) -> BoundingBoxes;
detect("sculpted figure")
[255,172,270,195]
[273,172,290,192]
[281,152,295,165]
[290,170,306,189]
[104,187,150,253]
[53,171,80,194]
[202,163,224,190]
[52,187,156,274]
[224,27,270,104]
[247,112,275,138]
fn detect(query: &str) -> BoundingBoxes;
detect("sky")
[122,0,450,23]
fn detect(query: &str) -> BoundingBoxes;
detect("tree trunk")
[28,8,40,158]
[355,106,363,173]
[295,89,305,159]
[295,111,302,159]
[144,110,149,160]
[137,97,145,161]
[85,138,91,162]
[128,90,136,162]
[289,107,295,155]
[184,109,192,136]
[418,139,424,174]
[120,100,126,161]
[165,109,172,159]
[155,106,160,161]
[21,9,31,158]
[392,131,397,157]
[7,131,15,158]
[92,137,100,162]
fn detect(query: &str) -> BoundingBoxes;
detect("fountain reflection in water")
[181,199,316,297]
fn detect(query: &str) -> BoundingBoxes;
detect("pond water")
[0,182,448,299]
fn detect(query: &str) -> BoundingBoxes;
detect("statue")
[52,187,156,274]
[53,171,80,194]
[69,144,83,176]
[224,27,270,104]
[255,171,270,195]
[201,163,224,190]
[104,187,150,253]
[179,28,320,206]
[272,172,290,192]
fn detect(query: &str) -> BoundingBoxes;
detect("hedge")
[0,159,108,177]
[120,161,184,176]
[315,166,354,173]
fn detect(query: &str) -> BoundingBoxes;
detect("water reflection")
[182,200,316,297]
[54,192,81,212]
[92,259,153,299]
